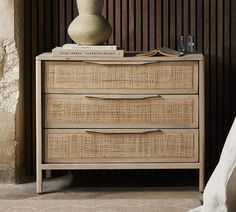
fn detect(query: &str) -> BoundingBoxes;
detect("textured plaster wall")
[0,0,20,183]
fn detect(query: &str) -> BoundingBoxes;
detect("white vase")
[68,0,112,45]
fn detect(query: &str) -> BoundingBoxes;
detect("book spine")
[63,44,117,50]
[52,49,124,57]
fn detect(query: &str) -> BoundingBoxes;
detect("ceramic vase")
[68,0,112,45]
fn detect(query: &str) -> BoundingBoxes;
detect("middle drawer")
[44,94,198,128]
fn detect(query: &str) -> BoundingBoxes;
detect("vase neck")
[77,0,104,15]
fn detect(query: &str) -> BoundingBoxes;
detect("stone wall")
[0,0,23,183]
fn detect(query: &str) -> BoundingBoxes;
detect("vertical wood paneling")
[115,0,121,48]
[210,0,218,169]
[44,0,52,50]
[196,0,203,51]
[231,1,236,121]
[31,0,38,175]
[203,0,211,177]
[38,0,45,52]
[73,0,78,19]
[102,0,108,45]
[169,0,176,49]
[101,3,108,47]
[24,0,32,174]
[128,0,135,51]
[122,0,128,50]
[52,0,59,48]
[223,0,231,138]
[163,0,169,47]
[65,0,73,43]
[190,0,196,43]
[59,0,66,46]
[108,0,115,44]
[217,0,224,153]
[24,0,236,180]
[183,0,190,35]
[149,0,155,50]
[135,0,142,50]
[142,0,149,50]
[176,0,183,41]
[156,0,162,48]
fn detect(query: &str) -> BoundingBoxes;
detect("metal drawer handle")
[85,129,162,134]
[84,95,162,100]
[84,61,160,65]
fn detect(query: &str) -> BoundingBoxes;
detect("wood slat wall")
[24,0,236,180]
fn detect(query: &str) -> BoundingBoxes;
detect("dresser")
[36,53,205,193]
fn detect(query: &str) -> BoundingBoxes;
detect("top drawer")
[44,61,198,94]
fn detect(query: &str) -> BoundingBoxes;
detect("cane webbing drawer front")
[44,129,198,163]
[44,94,198,128]
[44,61,198,94]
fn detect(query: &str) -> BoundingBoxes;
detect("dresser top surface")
[36,52,204,61]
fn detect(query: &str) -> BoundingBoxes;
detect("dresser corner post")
[36,59,43,194]
[36,167,43,194]
[199,59,205,192]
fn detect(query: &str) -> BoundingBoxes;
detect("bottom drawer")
[44,129,198,163]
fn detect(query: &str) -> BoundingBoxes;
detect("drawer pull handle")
[84,61,160,65]
[84,95,162,100]
[85,129,162,134]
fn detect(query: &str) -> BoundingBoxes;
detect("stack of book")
[52,44,124,57]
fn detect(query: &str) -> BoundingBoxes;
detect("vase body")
[68,0,112,45]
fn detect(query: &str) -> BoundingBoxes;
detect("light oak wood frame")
[36,54,205,193]
[199,60,205,192]
[36,60,43,193]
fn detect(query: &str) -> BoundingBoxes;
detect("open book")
[137,47,183,57]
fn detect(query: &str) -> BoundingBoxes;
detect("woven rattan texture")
[45,62,195,91]
[46,96,195,125]
[46,132,195,162]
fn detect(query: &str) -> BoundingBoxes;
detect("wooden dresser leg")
[46,170,52,179]
[37,169,43,194]
[199,168,204,192]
